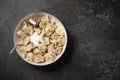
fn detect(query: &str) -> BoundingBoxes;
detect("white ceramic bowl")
[14,12,68,66]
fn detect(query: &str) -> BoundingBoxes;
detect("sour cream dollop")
[30,32,42,46]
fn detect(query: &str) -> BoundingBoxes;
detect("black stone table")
[0,0,120,80]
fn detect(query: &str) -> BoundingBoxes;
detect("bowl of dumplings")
[14,12,67,66]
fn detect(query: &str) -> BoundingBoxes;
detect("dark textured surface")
[0,0,120,80]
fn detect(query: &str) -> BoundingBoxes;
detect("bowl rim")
[14,12,68,66]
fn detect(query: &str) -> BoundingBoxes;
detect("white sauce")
[30,32,43,46]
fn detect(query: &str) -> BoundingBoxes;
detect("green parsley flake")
[41,24,46,30]
[56,42,59,46]
[25,32,29,35]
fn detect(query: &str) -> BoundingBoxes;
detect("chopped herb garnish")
[40,23,46,30]
[56,42,59,46]
[40,48,42,51]
[50,25,53,28]
[40,48,44,51]
[42,25,46,29]
[25,32,29,35]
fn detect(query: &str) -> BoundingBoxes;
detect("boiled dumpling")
[34,27,41,34]
[55,47,62,55]
[40,30,45,37]
[42,37,49,45]
[22,21,28,31]
[25,52,33,62]
[23,36,30,45]
[17,30,24,37]
[27,25,34,35]
[51,32,59,39]
[17,41,24,46]
[44,52,56,62]
[33,48,42,55]
[19,46,26,52]
[50,39,57,44]
[41,15,49,24]
[33,54,44,63]
[56,36,65,47]
[45,24,56,36]
[47,44,55,53]
[26,43,33,51]
[55,27,64,36]
[38,44,47,53]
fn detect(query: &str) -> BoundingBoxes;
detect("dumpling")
[33,54,44,63]
[22,21,28,31]
[44,52,56,62]
[25,52,33,62]
[47,44,55,53]
[23,36,30,45]
[26,43,33,51]
[17,30,24,37]
[18,46,27,57]
[45,24,53,36]
[42,37,49,45]
[55,47,62,55]
[50,36,64,47]
[51,32,59,39]
[41,15,49,24]
[45,24,56,36]
[21,50,27,57]
[19,46,26,52]
[56,36,65,47]
[17,41,24,46]
[50,39,57,44]
[27,25,34,35]
[17,46,27,57]
[33,48,42,55]
[38,44,47,53]
[34,27,41,34]
[40,30,45,37]
[39,21,46,30]
[55,27,64,36]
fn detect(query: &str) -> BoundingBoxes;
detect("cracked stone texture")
[0,0,120,80]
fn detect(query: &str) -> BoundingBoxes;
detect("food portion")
[17,15,65,63]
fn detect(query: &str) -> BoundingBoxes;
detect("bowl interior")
[14,12,67,66]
